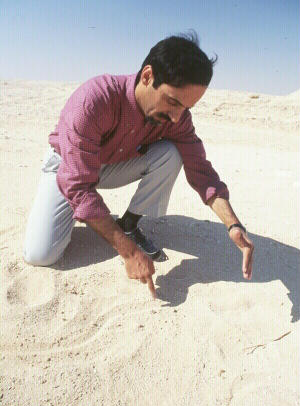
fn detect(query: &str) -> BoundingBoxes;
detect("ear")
[140,65,154,87]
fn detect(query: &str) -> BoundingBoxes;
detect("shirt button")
[130,129,135,134]
[119,149,123,152]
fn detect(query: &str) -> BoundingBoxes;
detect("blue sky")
[1,0,299,94]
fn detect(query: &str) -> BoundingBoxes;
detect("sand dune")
[0,79,299,405]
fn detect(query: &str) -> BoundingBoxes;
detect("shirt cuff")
[72,192,111,222]
[203,184,230,204]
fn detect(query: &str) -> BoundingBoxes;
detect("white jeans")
[23,140,182,266]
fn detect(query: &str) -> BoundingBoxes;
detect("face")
[136,66,207,125]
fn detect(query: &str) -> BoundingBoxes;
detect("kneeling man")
[24,33,254,298]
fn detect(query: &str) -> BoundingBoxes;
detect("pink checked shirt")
[49,73,229,221]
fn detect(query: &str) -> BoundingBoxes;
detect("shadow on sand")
[51,215,300,323]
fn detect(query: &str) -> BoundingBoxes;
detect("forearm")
[207,197,241,228]
[85,215,138,259]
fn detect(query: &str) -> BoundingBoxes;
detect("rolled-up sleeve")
[55,95,112,222]
[167,110,229,204]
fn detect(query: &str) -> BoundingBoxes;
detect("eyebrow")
[168,96,195,109]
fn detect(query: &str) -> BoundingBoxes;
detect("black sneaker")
[116,219,161,260]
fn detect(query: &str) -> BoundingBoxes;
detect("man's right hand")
[85,215,156,298]
[124,249,156,299]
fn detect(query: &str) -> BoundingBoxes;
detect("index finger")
[242,247,253,280]
[146,276,156,299]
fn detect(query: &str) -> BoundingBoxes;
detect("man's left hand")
[229,227,254,280]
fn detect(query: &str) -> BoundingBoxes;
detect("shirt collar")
[126,73,147,125]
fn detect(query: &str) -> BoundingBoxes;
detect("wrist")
[228,223,246,233]
[86,216,139,258]
[117,234,139,259]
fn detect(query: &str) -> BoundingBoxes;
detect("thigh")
[23,148,75,265]
[97,140,180,189]
[97,154,147,189]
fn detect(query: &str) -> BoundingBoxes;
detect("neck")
[134,80,146,117]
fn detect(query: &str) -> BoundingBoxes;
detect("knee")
[157,140,183,172]
[23,246,60,267]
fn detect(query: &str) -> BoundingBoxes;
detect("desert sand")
[0,79,299,405]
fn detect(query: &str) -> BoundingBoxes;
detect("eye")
[168,99,178,106]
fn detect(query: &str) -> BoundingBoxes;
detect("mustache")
[157,113,170,121]
[145,113,170,126]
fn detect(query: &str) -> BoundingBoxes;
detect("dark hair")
[136,31,217,89]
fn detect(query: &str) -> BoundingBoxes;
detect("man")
[23,33,254,298]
